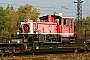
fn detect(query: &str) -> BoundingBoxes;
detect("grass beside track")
[0,52,90,60]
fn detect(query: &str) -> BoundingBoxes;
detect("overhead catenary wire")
[0,2,90,18]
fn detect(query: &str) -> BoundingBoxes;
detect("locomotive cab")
[60,17,75,43]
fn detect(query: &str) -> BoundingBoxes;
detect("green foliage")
[74,16,90,38]
[0,4,40,39]
[17,4,40,27]
[0,6,11,38]
[6,4,18,36]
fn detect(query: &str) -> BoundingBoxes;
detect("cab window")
[70,20,72,28]
[40,16,48,22]
[54,18,61,25]
[63,19,68,26]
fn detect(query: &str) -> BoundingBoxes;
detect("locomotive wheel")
[9,52,14,56]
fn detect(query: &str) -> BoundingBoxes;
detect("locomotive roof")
[62,17,74,18]
[39,15,61,20]
[39,15,61,18]
[39,15,74,20]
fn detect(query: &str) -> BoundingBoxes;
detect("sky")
[0,0,90,19]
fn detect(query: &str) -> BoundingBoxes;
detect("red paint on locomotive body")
[21,14,74,38]
[37,22,57,34]
[60,17,74,37]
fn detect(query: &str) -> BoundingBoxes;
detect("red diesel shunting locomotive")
[21,13,75,45]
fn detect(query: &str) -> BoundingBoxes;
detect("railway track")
[1,48,88,56]
[1,52,90,60]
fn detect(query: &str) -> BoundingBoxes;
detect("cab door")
[62,19,69,33]
[69,19,74,33]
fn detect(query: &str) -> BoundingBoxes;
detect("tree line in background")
[74,16,90,39]
[0,4,40,38]
[0,4,90,39]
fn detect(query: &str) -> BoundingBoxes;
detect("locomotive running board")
[43,42,62,43]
